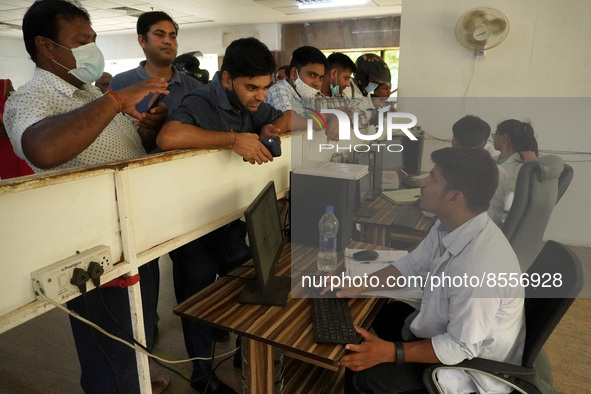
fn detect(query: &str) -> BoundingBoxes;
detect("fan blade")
[463,10,487,31]
[487,18,508,34]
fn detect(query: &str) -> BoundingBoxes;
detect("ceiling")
[0,0,402,37]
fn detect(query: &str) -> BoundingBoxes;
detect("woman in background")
[0,79,34,180]
[493,119,538,192]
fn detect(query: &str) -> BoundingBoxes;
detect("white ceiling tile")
[0,10,22,21]
[0,4,18,11]
[0,0,402,38]
[0,0,33,7]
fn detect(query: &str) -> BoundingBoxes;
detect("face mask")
[330,72,340,96]
[52,41,105,84]
[365,82,379,95]
[294,69,320,98]
[226,79,253,114]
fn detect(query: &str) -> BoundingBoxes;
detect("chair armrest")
[423,358,544,394]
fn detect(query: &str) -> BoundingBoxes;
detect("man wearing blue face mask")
[351,53,392,100]
[4,1,169,393]
[320,52,356,98]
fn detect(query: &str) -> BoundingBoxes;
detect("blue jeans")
[170,220,251,380]
[67,261,159,394]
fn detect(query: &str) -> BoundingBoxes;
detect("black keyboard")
[311,293,357,345]
[392,204,424,228]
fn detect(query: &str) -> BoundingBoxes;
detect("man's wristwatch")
[395,342,405,365]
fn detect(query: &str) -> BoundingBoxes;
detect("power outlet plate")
[31,245,113,303]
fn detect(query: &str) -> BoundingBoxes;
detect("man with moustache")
[110,11,199,118]
[3,1,168,392]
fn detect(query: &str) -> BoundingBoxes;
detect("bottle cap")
[326,205,334,212]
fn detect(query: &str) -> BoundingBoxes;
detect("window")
[322,48,399,98]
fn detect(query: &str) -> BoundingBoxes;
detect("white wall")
[0,35,35,88]
[97,22,282,66]
[1,22,281,88]
[398,0,591,246]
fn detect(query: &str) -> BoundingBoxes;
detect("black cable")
[95,285,240,387]
[212,349,239,374]
[83,293,121,394]
[283,196,291,238]
[95,286,198,385]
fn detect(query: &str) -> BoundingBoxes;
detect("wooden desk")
[174,242,384,393]
[353,194,436,247]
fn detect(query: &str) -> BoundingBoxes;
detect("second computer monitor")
[238,181,290,306]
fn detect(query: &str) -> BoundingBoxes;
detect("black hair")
[221,37,276,78]
[327,52,356,74]
[496,119,539,157]
[289,46,327,73]
[452,115,491,148]
[431,147,498,214]
[277,65,290,73]
[23,0,91,62]
[136,11,178,37]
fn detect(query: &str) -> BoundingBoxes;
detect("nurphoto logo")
[304,107,418,153]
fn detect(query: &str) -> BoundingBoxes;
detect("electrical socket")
[31,245,113,303]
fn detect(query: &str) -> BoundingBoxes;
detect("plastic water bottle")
[317,205,339,272]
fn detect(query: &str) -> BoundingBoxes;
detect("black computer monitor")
[238,181,290,306]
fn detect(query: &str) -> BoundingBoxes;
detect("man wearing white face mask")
[265,46,341,140]
[5,2,169,172]
[4,1,169,393]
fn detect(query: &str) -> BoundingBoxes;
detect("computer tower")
[354,144,384,200]
[401,129,424,175]
[290,172,355,251]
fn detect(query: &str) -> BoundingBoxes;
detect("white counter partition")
[0,133,296,392]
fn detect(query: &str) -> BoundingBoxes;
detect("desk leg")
[243,338,274,393]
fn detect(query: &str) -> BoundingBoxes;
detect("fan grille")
[455,7,510,51]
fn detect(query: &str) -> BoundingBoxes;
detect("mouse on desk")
[352,250,379,261]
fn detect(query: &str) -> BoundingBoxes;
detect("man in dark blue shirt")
[157,38,287,393]
[159,38,288,163]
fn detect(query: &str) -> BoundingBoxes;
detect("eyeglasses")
[491,132,498,138]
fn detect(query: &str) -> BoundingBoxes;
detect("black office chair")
[556,163,573,204]
[422,240,584,394]
[502,156,564,272]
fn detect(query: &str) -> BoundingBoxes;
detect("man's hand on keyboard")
[339,327,396,371]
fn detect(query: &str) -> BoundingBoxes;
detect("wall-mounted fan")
[455,7,510,56]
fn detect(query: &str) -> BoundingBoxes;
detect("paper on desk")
[382,188,421,204]
[345,248,423,302]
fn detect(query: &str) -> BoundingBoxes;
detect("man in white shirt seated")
[451,115,509,226]
[332,147,525,394]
